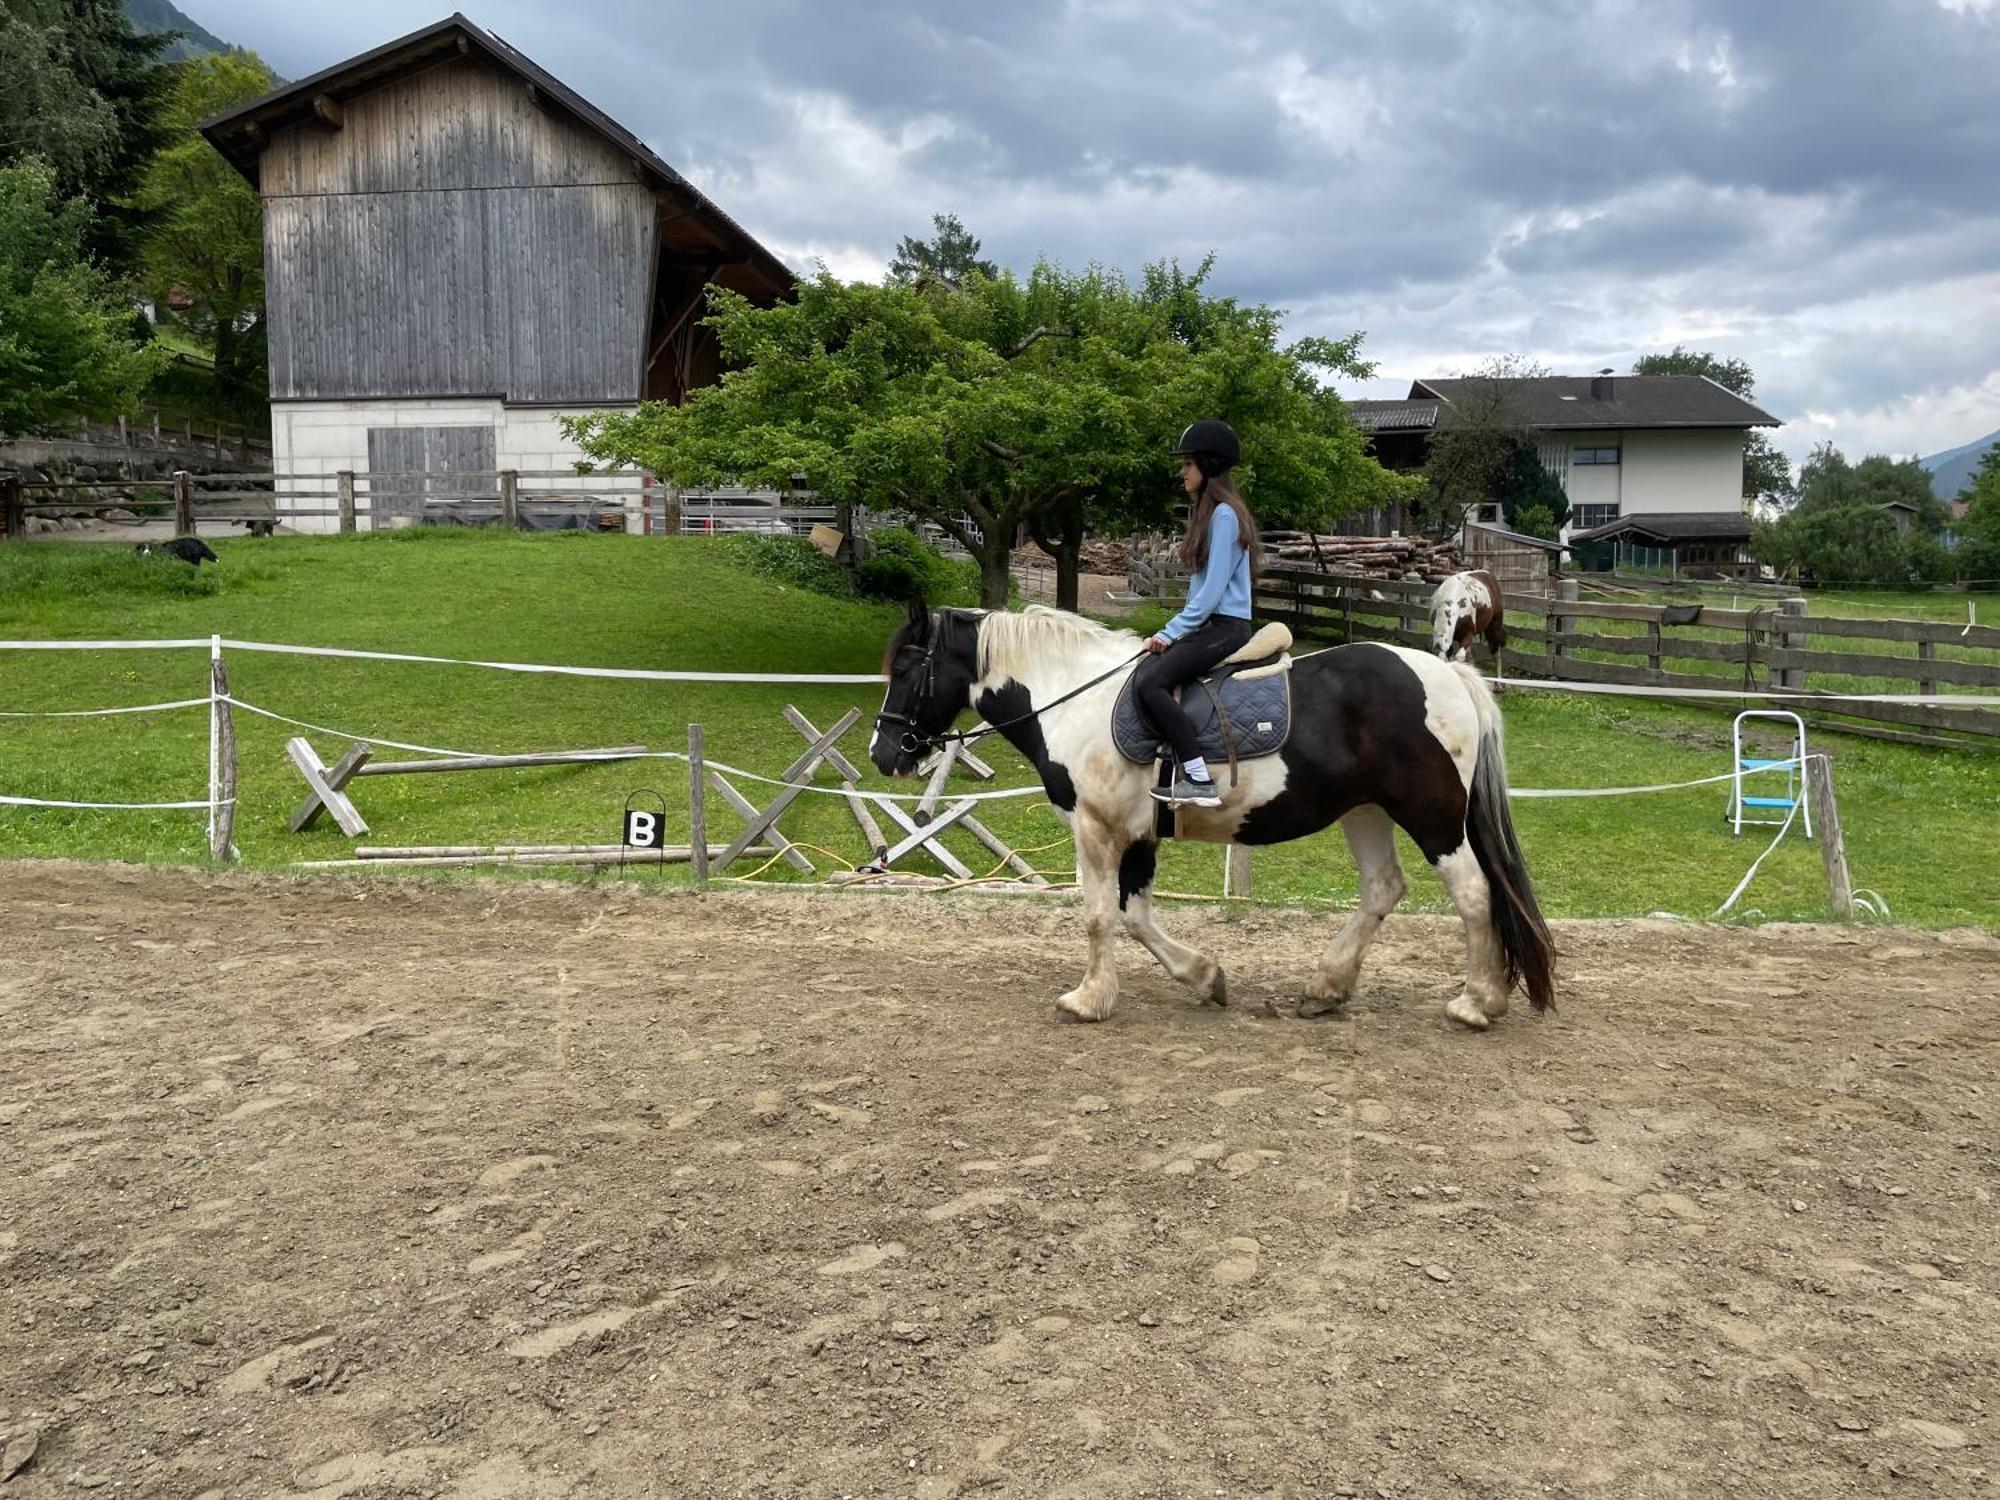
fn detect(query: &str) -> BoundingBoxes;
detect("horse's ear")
[906,595,931,637]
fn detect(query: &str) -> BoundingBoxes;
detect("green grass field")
[3,531,1994,930]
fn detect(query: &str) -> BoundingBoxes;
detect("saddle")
[1112,621,1295,772]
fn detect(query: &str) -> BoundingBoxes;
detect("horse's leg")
[1055,810,1128,1023]
[1304,805,1406,1017]
[1433,840,1510,1029]
[1117,840,1227,1007]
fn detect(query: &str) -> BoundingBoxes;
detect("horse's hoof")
[1445,993,1491,1030]
[1298,992,1348,1020]
[1481,992,1512,1020]
[1055,989,1112,1024]
[1199,967,1228,1008]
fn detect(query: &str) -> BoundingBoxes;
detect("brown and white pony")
[1430,569,1505,664]
[871,604,1555,1030]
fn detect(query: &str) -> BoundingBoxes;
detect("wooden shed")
[1461,522,1565,598]
[200,13,794,527]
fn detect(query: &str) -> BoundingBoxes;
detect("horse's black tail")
[1452,664,1556,1013]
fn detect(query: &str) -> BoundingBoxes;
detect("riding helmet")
[1172,419,1240,473]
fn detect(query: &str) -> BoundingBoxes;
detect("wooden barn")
[200,13,794,528]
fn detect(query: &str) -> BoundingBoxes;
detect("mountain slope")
[1920,426,2000,501]
[124,0,231,62]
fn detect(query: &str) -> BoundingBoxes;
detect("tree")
[1632,345,1791,505]
[1498,439,1570,538]
[0,0,170,271]
[1418,355,1550,532]
[1753,441,1951,582]
[1753,504,1909,585]
[0,158,165,437]
[887,213,998,286]
[135,50,275,418]
[1953,444,2000,581]
[565,260,1413,609]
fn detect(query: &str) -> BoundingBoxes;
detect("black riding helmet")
[1172,419,1240,478]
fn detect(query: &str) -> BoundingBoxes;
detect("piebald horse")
[871,603,1555,1029]
[1430,568,1505,663]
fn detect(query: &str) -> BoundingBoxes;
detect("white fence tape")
[0,697,211,719]
[0,794,227,811]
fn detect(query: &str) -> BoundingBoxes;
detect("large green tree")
[567,260,1412,608]
[1949,444,2000,582]
[1632,345,1792,505]
[1417,354,1550,532]
[135,49,275,418]
[1754,442,1954,582]
[0,0,169,270]
[0,158,165,437]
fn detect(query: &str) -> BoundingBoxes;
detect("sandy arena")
[2,862,1997,1497]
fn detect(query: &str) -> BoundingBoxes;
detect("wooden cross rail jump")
[288,740,650,839]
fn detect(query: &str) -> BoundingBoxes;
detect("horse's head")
[1430,584,1468,658]
[871,600,982,777]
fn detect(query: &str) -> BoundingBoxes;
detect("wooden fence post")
[117,414,128,447]
[1777,598,1808,692]
[1552,578,1578,663]
[1,473,22,540]
[499,469,520,529]
[210,648,238,862]
[1917,638,1936,698]
[1806,756,1854,919]
[1225,844,1253,899]
[337,470,356,533]
[173,470,194,534]
[688,724,708,886]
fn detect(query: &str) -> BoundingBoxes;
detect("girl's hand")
[1146,634,1170,654]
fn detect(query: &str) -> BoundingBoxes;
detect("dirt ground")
[3,863,1998,1499]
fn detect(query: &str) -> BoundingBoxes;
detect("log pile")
[1010,538,1132,574]
[1260,532,1465,583]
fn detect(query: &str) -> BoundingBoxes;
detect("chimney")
[1591,367,1614,401]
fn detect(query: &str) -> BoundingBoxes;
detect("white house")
[1349,373,1783,575]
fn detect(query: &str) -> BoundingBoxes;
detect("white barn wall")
[272,399,640,532]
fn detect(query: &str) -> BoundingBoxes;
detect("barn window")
[1572,503,1620,531]
[1572,446,1621,465]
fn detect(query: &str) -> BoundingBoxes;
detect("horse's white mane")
[976,606,1141,683]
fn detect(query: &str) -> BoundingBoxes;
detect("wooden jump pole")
[209,641,238,862]
[688,723,708,886]
[1806,754,1855,920]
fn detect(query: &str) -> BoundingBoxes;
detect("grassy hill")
[1,530,1994,930]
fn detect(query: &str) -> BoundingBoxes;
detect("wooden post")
[1806,756,1854,920]
[173,470,194,534]
[150,410,161,443]
[210,648,238,862]
[117,414,128,447]
[688,724,708,886]
[1225,844,1253,899]
[1777,598,1807,692]
[337,470,356,533]
[1,474,22,540]
[1552,578,1578,663]
[500,469,520,529]
[1917,638,1936,698]
[1647,619,1663,680]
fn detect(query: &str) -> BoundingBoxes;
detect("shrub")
[855,526,980,605]
[718,532,855,599]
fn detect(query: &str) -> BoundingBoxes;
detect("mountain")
[1920,426,2000,502]
[124,0,233,62]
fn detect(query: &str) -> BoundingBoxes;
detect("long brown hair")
[1178,470,1262,574]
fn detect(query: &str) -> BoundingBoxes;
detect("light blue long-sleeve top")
[1160,502,1253,642]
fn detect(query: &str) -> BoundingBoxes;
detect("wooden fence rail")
[1254,566,2000,744]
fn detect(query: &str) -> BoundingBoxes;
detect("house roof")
[1464,522,1566,553]
[1347,399,1441,433]
[1568,511,1754,544]
[197,12,794,298]
[1351,374,1779,433]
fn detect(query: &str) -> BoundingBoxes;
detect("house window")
[1571,504,1619,531]
[1572,446,1621,465]
[1474,503,1503,524]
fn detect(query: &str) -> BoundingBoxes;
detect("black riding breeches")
[1133,615,1256,768]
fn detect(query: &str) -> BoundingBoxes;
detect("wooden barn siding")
[261,56,653,404]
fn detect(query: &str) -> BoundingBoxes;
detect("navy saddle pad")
[1112,654,1293,766]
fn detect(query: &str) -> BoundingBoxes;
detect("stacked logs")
[1260,532,1465,583]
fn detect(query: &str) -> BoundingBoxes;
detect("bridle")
[874,610,1146,758]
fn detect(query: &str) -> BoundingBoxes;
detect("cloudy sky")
[185,0,2000,464]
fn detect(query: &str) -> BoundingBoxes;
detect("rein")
[875,612,1145,757]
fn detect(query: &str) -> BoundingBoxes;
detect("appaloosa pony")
[871,603,1554,1029]
[1430,569,1505,664]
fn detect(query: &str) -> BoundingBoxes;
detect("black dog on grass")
[136,537,219,566]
